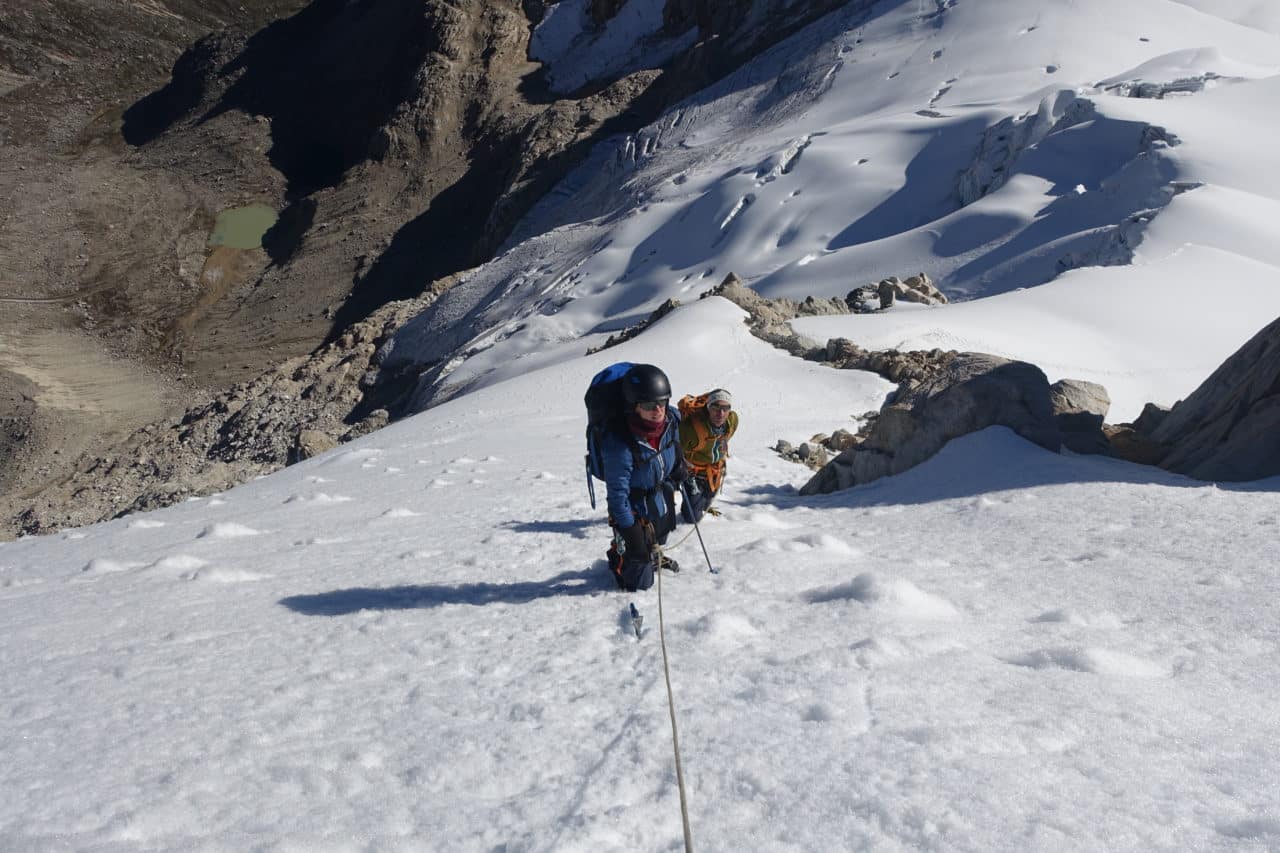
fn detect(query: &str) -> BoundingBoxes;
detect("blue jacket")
[601,407,681,529]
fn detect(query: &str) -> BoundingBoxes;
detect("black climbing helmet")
[622,364,671,407]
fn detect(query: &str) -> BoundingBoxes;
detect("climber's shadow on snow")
[280,567,611,616]
[502,519,596,537]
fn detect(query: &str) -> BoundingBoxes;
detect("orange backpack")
[678,393,710,418]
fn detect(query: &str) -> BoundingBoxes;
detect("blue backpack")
[584,362,634,508]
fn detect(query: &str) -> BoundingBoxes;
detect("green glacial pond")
[209,204,278,249]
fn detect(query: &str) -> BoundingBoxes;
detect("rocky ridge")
[9,290,441,537]
[705,270,1279,493]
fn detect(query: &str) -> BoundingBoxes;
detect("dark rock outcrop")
[1147,316,1280,481]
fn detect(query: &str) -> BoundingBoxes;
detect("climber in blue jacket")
[600,364,686,591]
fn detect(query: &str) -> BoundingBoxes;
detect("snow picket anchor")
[629,602,643,639]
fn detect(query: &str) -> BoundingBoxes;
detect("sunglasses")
[709,403,731,412]
[636,399,669,412]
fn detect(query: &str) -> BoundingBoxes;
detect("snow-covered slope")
[386,0,1280,418]
[4,302,1280,850]
[4,1,1280,849]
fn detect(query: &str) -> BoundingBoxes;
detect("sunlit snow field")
[4,0,1280,850]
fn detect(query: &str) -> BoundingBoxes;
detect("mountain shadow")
[201,0,432,195]
[125,0,432,196]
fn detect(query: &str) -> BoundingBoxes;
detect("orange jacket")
[677,394,738,491]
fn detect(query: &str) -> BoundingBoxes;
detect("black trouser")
[608,483,675,591]
[680,476,712,524]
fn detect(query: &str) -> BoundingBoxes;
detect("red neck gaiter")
[627,412,666,449]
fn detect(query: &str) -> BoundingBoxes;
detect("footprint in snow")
[188,567,267,583]
[400,549,443,560]
[320,447,382,468]
[1002,646,1165,679]
[1195,573,1243,588]
[148,555,208,578]
[284,493,354,505]
[198,522,262,539]
[745,511,795,530]
[1068,549,1117,563]
[298,536,347,546]
[682,611,759,649]
[1215,816,1280,842]
[853,633,967,666]
[1030,609,1122,629]
[148,555,262,583]
[802,704,837,723]
[79,558,143,577]
[788,533,857,554]
[742,532,856,555]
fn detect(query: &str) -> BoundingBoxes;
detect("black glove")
[619,522,652,558]
[670,456,690,483]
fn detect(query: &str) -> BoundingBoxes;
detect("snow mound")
[684,610,759,648]
[806,572,961,621]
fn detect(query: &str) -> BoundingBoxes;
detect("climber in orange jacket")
[677,388,738,521]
